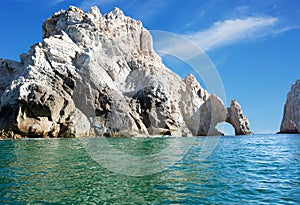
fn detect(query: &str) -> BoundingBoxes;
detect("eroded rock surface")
[198,95,227,136]
[227,100,252,135]
[280,80,300,134]
[0,6,251,137]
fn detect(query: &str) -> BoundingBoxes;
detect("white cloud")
[52,0,66,6]
[128,0,167,21]
[184,16,278,51]
[153,16,286,60]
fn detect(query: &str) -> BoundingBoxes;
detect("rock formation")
[280,80,300,134]
[0,6,251,138]
[227,100,252,135]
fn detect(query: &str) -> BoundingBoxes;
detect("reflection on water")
[80,137,198,176]
[0,134,300,204]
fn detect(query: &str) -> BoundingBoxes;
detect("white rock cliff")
[0,6,251,137]
[280,80,300,134]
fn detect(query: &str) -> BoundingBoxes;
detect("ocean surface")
[1,134,300,204]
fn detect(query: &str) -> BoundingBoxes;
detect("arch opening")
[215,122,235,136]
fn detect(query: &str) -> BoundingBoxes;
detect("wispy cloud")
[51,0,66,6]
[184,16,278,51]
[128,0,167,22]
[13,0,66,7]
[153,16,287,60]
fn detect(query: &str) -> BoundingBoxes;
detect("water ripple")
[0,134,299,204]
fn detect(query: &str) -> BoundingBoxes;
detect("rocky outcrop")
[226,100,252,135]
[0,6,251,138]
[183,74,209,135]
[280,80,300,134]
[198,95,227,136]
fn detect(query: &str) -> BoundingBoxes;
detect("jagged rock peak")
[42,6,151,55]
[109,7,125,18]
[280,79,300,134]
[183,74,209,102]
[88,6,102,19]
[69,5,85,14]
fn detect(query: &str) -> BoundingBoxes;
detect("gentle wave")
[0,134,299,204]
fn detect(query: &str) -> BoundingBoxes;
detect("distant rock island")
[0,6,251,138]
[280,79,300,134]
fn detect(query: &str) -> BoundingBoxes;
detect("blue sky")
[0,0,299,134]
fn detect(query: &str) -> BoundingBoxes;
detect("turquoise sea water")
[1,134,300,204]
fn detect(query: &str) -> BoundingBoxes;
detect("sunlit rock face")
[280,80,300,134]
[0,6,251,137]
[226,100,252,135]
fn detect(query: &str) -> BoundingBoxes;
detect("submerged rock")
[0,6,251,138]
[280,80,300,134]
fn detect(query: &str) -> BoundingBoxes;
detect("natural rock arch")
[196,95,251,136]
